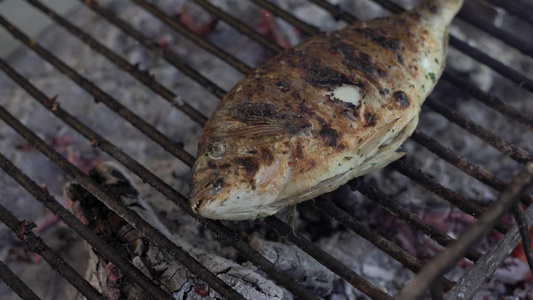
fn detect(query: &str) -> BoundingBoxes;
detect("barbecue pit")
[1,0,533,299]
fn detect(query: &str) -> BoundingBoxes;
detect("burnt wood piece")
[67,162,283,300]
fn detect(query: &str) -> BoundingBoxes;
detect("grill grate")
[0,0,532,299]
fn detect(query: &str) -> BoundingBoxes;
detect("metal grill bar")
[0,14,197,167]
[398,162,533,300]
[440,72,533,130]
[0,47,319,300]
[264,216,394,300]
[411,131,533,206]
[399,156,514,228]
[484,0,533,26]
[357,182,483,262]
[425,97,533,165]
[391,159,512,233]
[446,194,533,299]
[250,0,320,35]
[314,197,457,291]
[194,0,283,53]
[0,260,41,300]
[456,8,533,58]
[0,67,244,300]
[74,0,228,100]
[25,0,209,126]
[0,148,176,300]
[0,199,105,300]
[447,35,533,93]
[131,0,253,74]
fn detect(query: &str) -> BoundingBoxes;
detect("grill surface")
[0,0,532,299]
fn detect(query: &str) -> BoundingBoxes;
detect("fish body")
[189,0,463,220]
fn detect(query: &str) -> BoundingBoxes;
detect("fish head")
[189,133,293,220]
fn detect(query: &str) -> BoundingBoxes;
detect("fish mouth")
[193,188,281,220]
[190,196,206,214]
[189,179,215,214]
[191,173,290,219]
[189,178,271,220]
[190,156,291,220]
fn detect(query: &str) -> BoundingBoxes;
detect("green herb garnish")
[428,72,436,84]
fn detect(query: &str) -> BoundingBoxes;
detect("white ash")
[247,237,335,298]
[319,231,414,299]
[0,0,532,299]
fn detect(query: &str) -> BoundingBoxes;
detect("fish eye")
[208,141,229,159]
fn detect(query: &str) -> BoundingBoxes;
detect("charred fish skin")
[189,0,463,220]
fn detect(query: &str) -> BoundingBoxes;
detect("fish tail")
[420,0,464,24]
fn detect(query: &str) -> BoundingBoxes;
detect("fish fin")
[228,118,311,137]
[359,151,406,175]
[227,122,286,137]
[286,204,297,234]
[358,117,402,158]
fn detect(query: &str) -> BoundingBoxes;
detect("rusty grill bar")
[485,0,533,26]
[0,0,532,299]
[0,260,40,300]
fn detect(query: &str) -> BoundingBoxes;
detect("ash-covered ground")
[0,0,532,299]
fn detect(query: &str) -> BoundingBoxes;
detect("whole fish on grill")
[189,0,464,220]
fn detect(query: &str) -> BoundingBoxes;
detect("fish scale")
[189,0,464,220]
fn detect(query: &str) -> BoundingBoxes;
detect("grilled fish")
[189,0,463,220]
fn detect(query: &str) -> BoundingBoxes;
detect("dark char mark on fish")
[319,124,340,147]
[365,113,378,127]
[234,102,277,124]
[353,28,401,51]
[235,157,260,179]
[330,38,388,85]
[393,91,411,108]
[304,59,358,88]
